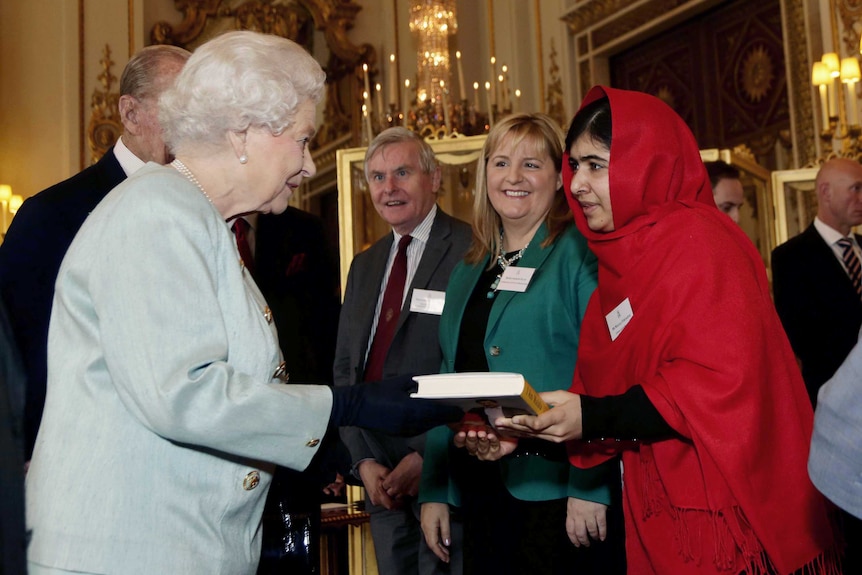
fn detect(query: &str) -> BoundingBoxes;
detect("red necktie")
[232,218,256,278]
[364,235,412,381]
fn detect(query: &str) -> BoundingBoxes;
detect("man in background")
[704,160,745,224]
[772,157,862,405]
[0,299,27,575]
[334,128,471,574]
[773,157,862,573]
[0,44,189,459]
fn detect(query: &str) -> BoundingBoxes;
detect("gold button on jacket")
[243,470,260,491]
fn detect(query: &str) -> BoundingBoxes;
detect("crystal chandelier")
[409,0,457,106]
[359,0,523,141]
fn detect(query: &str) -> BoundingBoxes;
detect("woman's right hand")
[420,502,452,563]
[493,390,584,442]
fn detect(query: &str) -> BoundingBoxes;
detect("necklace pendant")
[487,274,501,298]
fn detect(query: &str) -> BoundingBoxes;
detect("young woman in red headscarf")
[458,86,840,574]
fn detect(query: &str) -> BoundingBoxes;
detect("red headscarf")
[564,86,837,574]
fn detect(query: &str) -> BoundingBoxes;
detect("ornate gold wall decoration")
[783,0,816,166]
[562,0,693,47]
[234,1,309,40]
[740,45,775,103]
[151,0,373,150]
[87,44,122,164]
[564,0,662,33]
[545,39,566,128]
[837,0,862,56]
[590,0,689,49]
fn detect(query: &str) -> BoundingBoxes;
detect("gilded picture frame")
[336,135,487,290]
[770,167,820,246]
[699,148,773,269]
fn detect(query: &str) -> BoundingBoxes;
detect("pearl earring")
[239,154,248,164]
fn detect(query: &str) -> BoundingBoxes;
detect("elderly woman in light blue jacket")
[25,31,457,575]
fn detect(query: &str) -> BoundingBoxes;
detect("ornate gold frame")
[336,135,486,290]
[770,167,819,245]
[700,147,774,269]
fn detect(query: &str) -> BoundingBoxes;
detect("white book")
[411,372,549,417]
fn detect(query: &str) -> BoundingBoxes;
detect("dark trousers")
[454,451,626,575]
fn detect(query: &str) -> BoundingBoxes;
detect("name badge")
[496,267,536,292]
[605,297,634,341]
[410,289,446,315]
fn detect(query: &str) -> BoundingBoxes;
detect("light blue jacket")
[420,223,614,505]
[25,164,333,575]
[809,326,862,520]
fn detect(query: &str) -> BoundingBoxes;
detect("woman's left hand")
[566,496,608,547]
[453,426,518,461]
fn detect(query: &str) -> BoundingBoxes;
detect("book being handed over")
[410,372,549,425]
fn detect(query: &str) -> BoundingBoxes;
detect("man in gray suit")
[335,128,471,574]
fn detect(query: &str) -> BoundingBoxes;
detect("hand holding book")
[411,372,552,461]
[492,389,583,442]
[452,424,519,461]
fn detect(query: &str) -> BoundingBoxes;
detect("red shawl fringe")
[640,448,842,574]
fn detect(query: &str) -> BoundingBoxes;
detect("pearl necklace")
[171,159,212,204]
[487,229,528,299]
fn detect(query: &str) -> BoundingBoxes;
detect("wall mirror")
[336,134,486,289]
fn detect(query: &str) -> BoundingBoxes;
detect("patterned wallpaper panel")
[610,0,787,157]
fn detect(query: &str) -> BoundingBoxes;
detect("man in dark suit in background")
[704,160,745,225]
[0,299,27,575]
[0,44,189,459]
[334,128,471,574]
[772,157,862,405]
[228,207,343,575]
[772,157,862,573]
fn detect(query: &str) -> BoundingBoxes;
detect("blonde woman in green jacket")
[419,114,624,575]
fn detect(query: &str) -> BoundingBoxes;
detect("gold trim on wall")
[783,0,816,167]
[535,0,545,114]
[87,44,122,165]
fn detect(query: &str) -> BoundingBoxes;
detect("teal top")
[420,223,615,505]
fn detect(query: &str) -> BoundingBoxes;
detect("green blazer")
[420,223,614,505]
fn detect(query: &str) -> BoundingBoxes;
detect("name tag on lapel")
[410,289,446,315]
[496,267,536,292]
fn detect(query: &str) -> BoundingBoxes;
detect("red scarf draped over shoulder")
[564,86,837,575]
